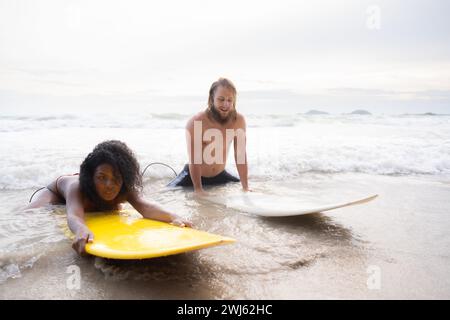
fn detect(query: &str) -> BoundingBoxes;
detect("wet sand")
[1,173,450,299]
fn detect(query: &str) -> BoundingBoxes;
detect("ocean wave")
[2,149,449,190]
[1,112,449,131]
[149,113,190,120]
[0,113,189,132]
[0,113,449,189]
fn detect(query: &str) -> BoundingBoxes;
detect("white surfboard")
[203,192,378,217]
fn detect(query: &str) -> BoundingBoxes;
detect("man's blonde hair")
[206,78,237,122]
[208,78,237,109]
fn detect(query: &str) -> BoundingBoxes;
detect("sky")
[0,0,449,114]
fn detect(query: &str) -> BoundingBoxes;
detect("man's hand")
[72,225,94,256]
[193,189,210,198]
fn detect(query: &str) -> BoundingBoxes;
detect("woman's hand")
[72,225,94,256]
[170,217,193,228]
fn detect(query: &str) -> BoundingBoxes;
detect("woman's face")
[93,163,123,201]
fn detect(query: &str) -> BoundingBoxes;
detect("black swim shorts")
[167,164,240,187]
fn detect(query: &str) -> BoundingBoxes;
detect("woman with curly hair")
[27,140,191,255]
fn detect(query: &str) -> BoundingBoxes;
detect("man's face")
[212,85,235,121]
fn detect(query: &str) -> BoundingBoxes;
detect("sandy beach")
[1,173,449,299]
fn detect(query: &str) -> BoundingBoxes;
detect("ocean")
[1,109,450,299]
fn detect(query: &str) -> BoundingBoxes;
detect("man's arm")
[186,117,204,193]
[234,115,249,191]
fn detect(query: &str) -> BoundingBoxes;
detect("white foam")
[0,113,449,189]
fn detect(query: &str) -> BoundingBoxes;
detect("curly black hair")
[79,140,142,210]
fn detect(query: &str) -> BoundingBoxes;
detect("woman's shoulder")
[58,174,80,191]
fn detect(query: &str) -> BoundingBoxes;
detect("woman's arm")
[128,192,192,227]
[64,181,94,255]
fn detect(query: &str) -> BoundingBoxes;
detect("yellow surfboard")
[83,210,235,259]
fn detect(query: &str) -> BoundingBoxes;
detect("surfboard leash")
[28,187,46,203]
[141,162,178,178]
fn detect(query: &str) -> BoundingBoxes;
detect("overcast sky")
[1,0,449,114]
